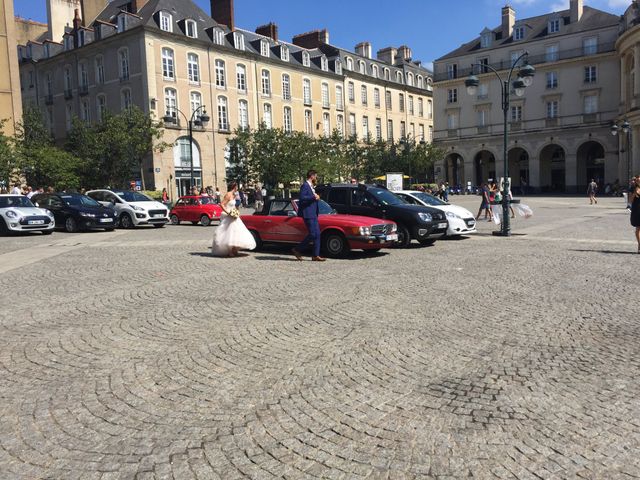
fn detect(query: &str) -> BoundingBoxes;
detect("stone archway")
[577,141,605,188]
[444,153,464,186]
[539,144,565,192]
[474,150,496,186]
[508,147,529,191]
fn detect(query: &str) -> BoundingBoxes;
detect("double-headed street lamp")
[465,53,535,236]
[610,120,632,187]
[163,105,210,191]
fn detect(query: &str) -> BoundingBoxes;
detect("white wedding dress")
[211,204,256,256]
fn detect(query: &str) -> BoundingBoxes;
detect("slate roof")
[436,6,620,62]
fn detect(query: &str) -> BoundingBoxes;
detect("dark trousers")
[298,217,321,257]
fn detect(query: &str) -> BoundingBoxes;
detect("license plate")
[153,214,165,218]
[28,220,45,225]
[99,218,114,223]
[385,234,398,241]
[437,223,448,229]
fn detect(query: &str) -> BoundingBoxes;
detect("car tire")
[153,223,165,228]
[322,231,349,258]
[64,216,78,233]
[392,224,411,248]
[249,230,263,250]
[170,214,180,225]
[200,215,211,227]
[418,238,435,246]
[119,213,134,229]
[0,218,8,235]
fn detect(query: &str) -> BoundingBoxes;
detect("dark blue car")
[31,193,118,233]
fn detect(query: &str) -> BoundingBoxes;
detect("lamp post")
[611,120,632,188]
[465,53,535,236]
[163,105,210,192]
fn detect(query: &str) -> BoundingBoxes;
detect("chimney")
[377,47,397,65]
[292,29,329,49]
[355,41,372,59]
[570,0,583,23]
[256,22,278,42]
[73,8,82,30]
[211,0,234,30]
[502,4,515,39]
[398,45,412,61]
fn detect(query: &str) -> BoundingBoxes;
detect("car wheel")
[119,213,134,229]
[392,224,411,248]
[200,215,211,227]
[65,216,78,233]
[418,238,436,246]
[153,223,165,228]
[322,231,349,258]
[0,218,8,235]
[170,214,180,225]
[249,230,263,250]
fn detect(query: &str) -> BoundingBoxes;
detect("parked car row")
[1,185,477,259]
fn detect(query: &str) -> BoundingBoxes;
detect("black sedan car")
[316,183,448,247]
[31,193,118,233]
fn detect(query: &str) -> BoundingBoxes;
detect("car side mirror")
[287,210,297,217]
[111,199,116,205]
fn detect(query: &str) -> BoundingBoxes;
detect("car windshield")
[368,188,406,206]
[410,192,447,206]
[293,199,336,215]
[200,197,217,205]
[0,196,35,208]
[61,195,101,207]
[114,191,153,202]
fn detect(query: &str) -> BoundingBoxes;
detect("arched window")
[213,28,224,45]
[217,96,229,131]
[188,53,200,84]
[321,82,329,108]
[214,59,225,88]
[185,19,197,38]
[121,88,132,110]
[417,75,424,89]
[173,137,201,168]
[345,57,353,71]
[159,11,172,32]
[162,48,174,80]
[190,91,202,115]
[263,103,272,128]
[322,112,330,137]
[358,61,366,74]
[96,94,107,121]
[372,65,379,78]
[302,51,310,67]
[384,68,390,80]
[260,39,270,57]
[236,64,246,93]
[164,88,177,120]
[321,56,328,71]
[238,99,249,129]
[283,107,292,133]
[118,48,129,81]
[281,45,289,61]
[282,73,291,100]
[261,69,271,96]
[335,59,342,75]
[303,78,311,105]
[304,109,313,135]
[95,55,105,85]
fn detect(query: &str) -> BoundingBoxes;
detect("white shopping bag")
[491,205,501,224]
[515,203,533,219]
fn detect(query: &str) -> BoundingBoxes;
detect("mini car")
[316,183,448,247]
[243,198,398,257]
[31,192,118,233]
[169,196,223,226]
[395,190,477,236]
[0,194,55,234]
[87,189,169,228]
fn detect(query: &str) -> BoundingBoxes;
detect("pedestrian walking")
[588,178,598,205]
[292,169,325,262]
[629,177,640,254]
[443,182,449,202]
[10,183,21,195]
[475,183,492,221]
[215,186,221,203]
[254,185,264,211]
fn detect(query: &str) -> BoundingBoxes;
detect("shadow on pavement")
[570,249,638,255]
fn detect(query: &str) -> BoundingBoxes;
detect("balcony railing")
[434,41,617,82]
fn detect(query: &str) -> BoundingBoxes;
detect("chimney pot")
[377,46,397,65]
[355,41,372,59]
[570,0,583,23]
[292,29,329,49]
[211,0,235,30]
[502,4,515,39]
[256,22,278,42]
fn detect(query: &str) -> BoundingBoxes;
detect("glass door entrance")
[175,174,202,197]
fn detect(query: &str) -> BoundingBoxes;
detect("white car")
[396,190,477,236]
[0,194,55,234]
[86,189,169,228]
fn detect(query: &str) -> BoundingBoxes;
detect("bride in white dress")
[211,182,256,257]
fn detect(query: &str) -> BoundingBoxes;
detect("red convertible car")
[169,196,222,226]
[243,198,398,257]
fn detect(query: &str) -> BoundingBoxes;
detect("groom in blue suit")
[292,170,325,262]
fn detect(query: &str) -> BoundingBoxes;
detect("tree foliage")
[0,119,18,189]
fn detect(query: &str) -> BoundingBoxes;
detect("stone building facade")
[18,0,433,197]
[433,0,626,193]
[0,0,22,137]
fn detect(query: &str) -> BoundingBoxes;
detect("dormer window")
[302,51,310,67]
[514,26,524,41]
[234,32,245,50]
[335,59,342,75]
[281,46,289,61]
[396,71,403,83]
[384,68,390,80]
[358,61,366,74]
[417,75,423,88]
[407,72,414,86]
[320,56,328,72]
[185,19,197,38]
[345,57,353,71]
[372,65,379,78]
[480,30,492,48]
[213,28,224,45]
[260,40,269,57]
[548,18,560,34]
[159,11,172,32]
[117,14,127,33]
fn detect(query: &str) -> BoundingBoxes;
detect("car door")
[350,189,383,219]
[185,198,200,221]
[273,201,305,242]
[258,200,290,241]
[45,195,65,225]
[397,193,419,206]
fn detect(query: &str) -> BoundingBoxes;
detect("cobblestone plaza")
[0,196,638,479]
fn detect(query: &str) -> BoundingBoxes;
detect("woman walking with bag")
[629,177,640,254]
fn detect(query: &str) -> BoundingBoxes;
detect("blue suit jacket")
[298,181,319,219]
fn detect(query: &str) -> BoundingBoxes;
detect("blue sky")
[13,0,630,66]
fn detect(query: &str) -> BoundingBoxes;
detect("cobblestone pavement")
[0,196,638,479]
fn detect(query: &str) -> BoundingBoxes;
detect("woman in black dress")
[630,177,640,253]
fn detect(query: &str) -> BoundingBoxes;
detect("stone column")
[633,125,640,178]
[464,158,474,187]
[565,153,578,194]
[635,44,640,107]
[528,155,540,193]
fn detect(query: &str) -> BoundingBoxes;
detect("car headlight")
[6,210,17,218]
[79,212,96,217]
[418,212,432,222]
[45,209,54,219]
[351,226,371,236]
[390,224,397,233]
[446,211,457,219]
[130,205,145,212]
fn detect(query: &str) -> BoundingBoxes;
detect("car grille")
[19,216,51,225]
[148,209,167,216]
[371,224,393,235]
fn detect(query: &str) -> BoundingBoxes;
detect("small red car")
[169,196,222,226]
[243,198,398,257]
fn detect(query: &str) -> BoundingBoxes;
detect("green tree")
[0,119,18,189]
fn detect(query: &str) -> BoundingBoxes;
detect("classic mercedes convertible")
[242,198,398,257]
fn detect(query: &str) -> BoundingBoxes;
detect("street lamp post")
[465,53,535,236]
[611,120,632,188]
[163,105,210,193]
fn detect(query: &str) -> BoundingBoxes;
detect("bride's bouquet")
[228,207,240,219]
